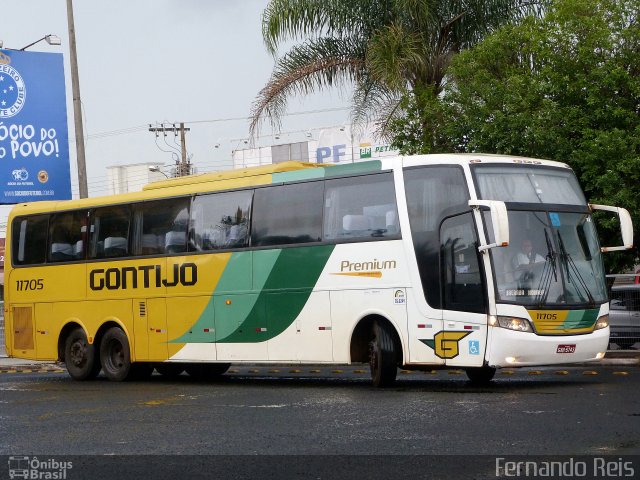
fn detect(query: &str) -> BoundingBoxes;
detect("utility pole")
[66,0,88,198]
[148,122,191,176]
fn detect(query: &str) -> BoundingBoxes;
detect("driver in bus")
[512,239,545,286]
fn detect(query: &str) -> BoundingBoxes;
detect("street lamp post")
[19,34,61,51]
[66,0,88,199]
[148,166,169,178]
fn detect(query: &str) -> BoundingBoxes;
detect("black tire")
[614,340,637,349]
[368,321,398,387]
[465,366,496,385]
[155,363,185,378]
[184,363,231,380]
[64,328,100,380]
[100,327,133,382]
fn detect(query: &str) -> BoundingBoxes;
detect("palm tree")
[250,0,546,138]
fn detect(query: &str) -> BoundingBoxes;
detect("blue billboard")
[0,49,71,203]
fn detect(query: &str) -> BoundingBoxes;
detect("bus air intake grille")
[13,307,34,350]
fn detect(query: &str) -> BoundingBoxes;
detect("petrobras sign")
[315,126,398,164]
[0,49,71,203]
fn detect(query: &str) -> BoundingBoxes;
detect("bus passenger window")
[189,190,252,251]
[89,206,131,259]
[323,173,399,241]
[132,198,190,256]
[48,211,86,262]
[12,215,48,265]
[252,182,323,247]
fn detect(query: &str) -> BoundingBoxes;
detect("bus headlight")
[496,316,533,333]
[594,314,609,330]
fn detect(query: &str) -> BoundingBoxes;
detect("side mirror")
[589,204,634,252]
[469,200,510,252]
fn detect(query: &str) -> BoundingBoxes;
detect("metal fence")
[607,274,640,350]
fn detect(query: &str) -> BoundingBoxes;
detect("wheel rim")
[106,339,125,370]
[369,338,379,374]
[70,339,87,368]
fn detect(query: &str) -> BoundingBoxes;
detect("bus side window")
[132,198,190,256]
[440,213,486,313]
[89,206,131,259]
[252,182,323,247]
[323,173,399,241]
[48,211,86,262]
[12,215,48,265]
[189,190,252,251]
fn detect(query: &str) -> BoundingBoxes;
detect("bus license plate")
[556,344,576,354]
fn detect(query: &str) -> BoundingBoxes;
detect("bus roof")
[6,154,571,218]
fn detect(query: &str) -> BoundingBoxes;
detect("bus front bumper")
[486,326,609,367]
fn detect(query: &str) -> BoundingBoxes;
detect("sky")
[0,0,351,204]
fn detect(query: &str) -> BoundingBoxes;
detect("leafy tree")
[391,0,640,271]
[250,0,544,136]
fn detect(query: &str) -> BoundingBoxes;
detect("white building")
[232,126,398,168]
[106,162,168,195]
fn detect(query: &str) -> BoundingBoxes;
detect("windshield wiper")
[557,231,595,305]
[535,229,558,306]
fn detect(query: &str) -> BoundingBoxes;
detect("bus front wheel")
[368,321,397,387]
[465,366,496,385]
[100,327,133,382]
[64,328,100,380]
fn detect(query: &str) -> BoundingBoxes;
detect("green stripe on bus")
[560,309,599,330]
[272,168,326,183]
[170,251,280,343]
[216,245,334,343]
[323,160,382,177]
[171,245,334,344]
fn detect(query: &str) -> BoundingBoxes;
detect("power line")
[79,107,350,141]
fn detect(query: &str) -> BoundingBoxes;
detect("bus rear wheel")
[64,328,100,380]
[465,366,496,385]
[100,327,133,382]
[368,321,397,388]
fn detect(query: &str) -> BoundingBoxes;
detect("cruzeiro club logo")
[0,55,27,118]
[421,331,471,359]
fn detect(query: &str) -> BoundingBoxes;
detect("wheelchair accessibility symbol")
[468,340,480,355]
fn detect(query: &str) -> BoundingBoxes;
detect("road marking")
[555,371,570,375]
[583,371,598,376]
[612,371,629,376]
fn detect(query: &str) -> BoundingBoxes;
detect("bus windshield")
[473,165,607,307]
[486,210,607,306]
[473,164,586,205]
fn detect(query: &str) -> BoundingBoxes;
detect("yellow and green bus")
[3,154,633,386]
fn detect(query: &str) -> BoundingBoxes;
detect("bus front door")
[440,213,488,367]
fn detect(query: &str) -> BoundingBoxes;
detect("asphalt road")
[1,365,639,459]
